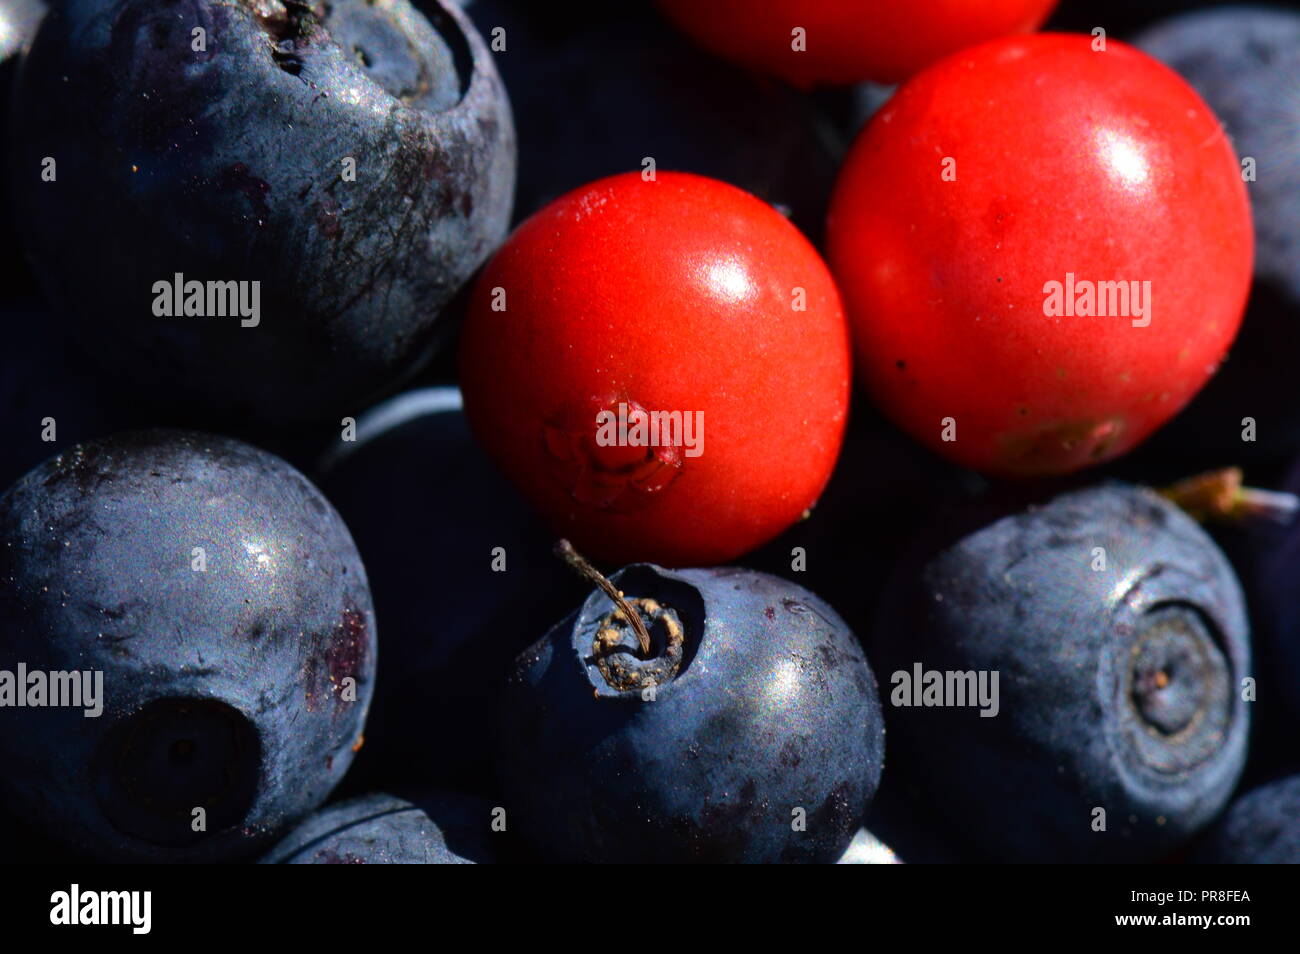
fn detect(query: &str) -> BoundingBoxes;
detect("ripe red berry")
[656,0,1058,86]
[459,172,850,566]
[827,34,1253,478]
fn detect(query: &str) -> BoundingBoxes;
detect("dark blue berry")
[7,0,514,425]
[498,563,885,863]
[1193,774,1300,863]
[872,483,1251,862]
[260,791,494,864]
[0,430,376,861]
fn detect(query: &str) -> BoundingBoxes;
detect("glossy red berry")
[656,0,1058,86]
[459,171,851,566]
[827,34,1253,478]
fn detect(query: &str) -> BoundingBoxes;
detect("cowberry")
[657,0,1058,86]
[827,34,1253,477]
[459,171,850,566]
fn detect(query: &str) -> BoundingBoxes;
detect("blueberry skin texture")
[0,430,376,862]
[1194,774,1300,864]
[314,387,581,796]
[260,791,493,863]
[872,484,1250,863]
[8,0,515,425]
[1131,8,1300,460]
[499,565,885,864]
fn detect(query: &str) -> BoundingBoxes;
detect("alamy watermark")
[50,885,150,934]
[152,273,260,327]
[0,665,103,717]
[594,402,704,458]
[1043,272,1151,327]
[890,663,999,717]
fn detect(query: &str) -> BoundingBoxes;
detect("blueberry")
[314,387,580,795]
[260,791,494,863]
[454,0,835,238]
[0,430,376,862]
[1130,8,1300,460]
[498,561,885,863]
[7,0,515,426]
[872,483,1250,862]
[1193,774,1300,863]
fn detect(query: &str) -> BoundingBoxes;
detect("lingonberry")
[657,0,1058,86]
[459,171,851,567]
[827,34,1253,478]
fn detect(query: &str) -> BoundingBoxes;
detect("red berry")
[827,34,1253,478]
[459,172,850,566]
[656,0,1058,86]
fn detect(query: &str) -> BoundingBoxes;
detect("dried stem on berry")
[554,539,652,656]
[1160,467,1300,526]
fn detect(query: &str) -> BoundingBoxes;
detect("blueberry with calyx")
[497,543,885,864]
[0,430,376,862]
[7,0,514,427]
[872,482,1251,862]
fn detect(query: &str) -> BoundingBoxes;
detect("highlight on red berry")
[656,0,1059,86]
[827,33,1253,478]
[458,171,851,567]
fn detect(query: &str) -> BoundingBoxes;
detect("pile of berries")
[1,0,1297,864]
